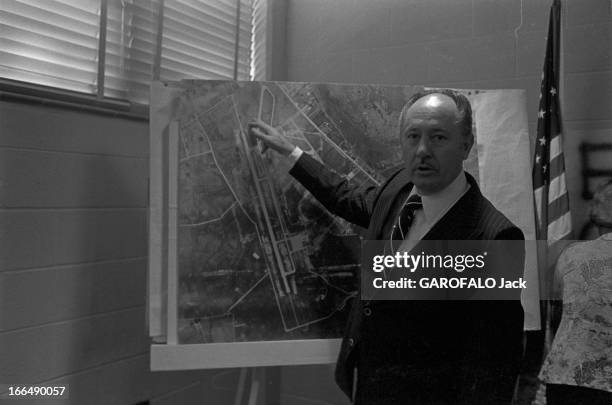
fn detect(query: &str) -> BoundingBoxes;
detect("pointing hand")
[248,120,295,156]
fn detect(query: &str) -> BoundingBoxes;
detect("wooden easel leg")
[234,367,280,405]
[234,368,248,405]
[247,368,261,405]
[234,367,263,405]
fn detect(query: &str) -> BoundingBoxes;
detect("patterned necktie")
[391,194,423,242]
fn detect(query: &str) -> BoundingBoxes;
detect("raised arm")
[289,153,378,228]
[249,120,378,228]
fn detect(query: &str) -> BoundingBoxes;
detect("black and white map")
[172,81,478,344]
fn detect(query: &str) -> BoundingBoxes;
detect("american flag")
[533,0,572,356]
[533,0,572,245]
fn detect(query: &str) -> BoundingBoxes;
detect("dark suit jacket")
[290,153,525,405]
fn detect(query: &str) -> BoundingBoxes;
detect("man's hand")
[248,120,295,156]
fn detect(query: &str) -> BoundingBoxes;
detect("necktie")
[391,194,423,242]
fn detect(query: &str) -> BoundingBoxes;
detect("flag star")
[550,87,557,96]
[535,154,541,164]
[539,138,546,146]
[538,110,546,119]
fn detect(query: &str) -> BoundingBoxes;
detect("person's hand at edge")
[248,120,295,156]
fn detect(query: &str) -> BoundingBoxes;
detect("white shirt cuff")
[288,146,304,166]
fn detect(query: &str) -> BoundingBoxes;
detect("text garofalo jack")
[361,240,528,300]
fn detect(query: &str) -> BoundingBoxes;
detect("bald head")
[399,89,473,139]
[406,93,461,126]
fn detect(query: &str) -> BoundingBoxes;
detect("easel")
[234,367,280,405]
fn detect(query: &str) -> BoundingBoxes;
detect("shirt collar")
[411,171,469,224]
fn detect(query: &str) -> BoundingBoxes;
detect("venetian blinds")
[1,0,255,106]
[104,0,161,103]
[0,0,101,94]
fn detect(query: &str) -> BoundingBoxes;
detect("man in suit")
[250,89,524,404]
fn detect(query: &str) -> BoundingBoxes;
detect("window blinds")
[0,0,101,94]
[104,0,160,103]
[1,0,255,106]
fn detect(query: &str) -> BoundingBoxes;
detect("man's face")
[400,94,473,195]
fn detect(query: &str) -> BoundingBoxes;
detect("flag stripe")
[534,186,544,228]
[548,154,565,180]
[547,193,570,223]
[550,135,562,160]
[548,172,567,202]
[547,211,572,245]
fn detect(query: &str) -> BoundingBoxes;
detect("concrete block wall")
[0,100,239,404]
[285,0,612,235]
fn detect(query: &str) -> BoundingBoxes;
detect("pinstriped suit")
[290,153,525,404]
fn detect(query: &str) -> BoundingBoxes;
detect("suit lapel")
[367,168,414,239]
[369,171,485,240]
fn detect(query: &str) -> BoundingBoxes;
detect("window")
[1,0,101,94]
[1,0,255,108]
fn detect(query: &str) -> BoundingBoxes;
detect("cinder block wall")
[0,101,239,404]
